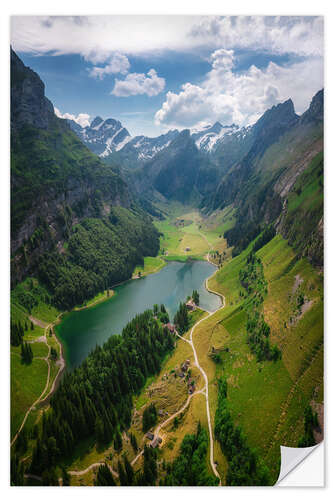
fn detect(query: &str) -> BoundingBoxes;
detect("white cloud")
[54,107,90,128]
[89,53,130,79]
[112,69,165,97]
[190,16,324,58]
[155,48,323,129]
[11,16,323,59]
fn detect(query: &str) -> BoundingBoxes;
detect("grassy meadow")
[154,204,235,261]
[203,234,323,482]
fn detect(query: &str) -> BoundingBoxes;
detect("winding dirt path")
[69,461,119,478]
[11,314,64,447]
[132,243,226,483]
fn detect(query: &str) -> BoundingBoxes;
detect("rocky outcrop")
[10,47,55,131]
[300,89,324,125]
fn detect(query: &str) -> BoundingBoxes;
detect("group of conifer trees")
[240,252,281,362]
[27,309,174,482]
[142,403,157,432]
[10,320,33,346]
[298,405,319,447]
[173,302,189,334]
[153,303,169,324]
[21,342,33,364]
[95,443,158,486]
[192,290,199,305]
[162,422,218,485]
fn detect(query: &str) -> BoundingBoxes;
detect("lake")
[56,260,221,369]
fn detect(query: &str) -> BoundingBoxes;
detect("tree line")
[23,309,175,483]
[214,377,271,485]
[298,405,319,447]
[142,403,157,433]
[162,422,218,486]
[173,302,189,334]
[10,319,34,346]
[240,252,281,362]
[21,342,33,364]
[13,207,160,312]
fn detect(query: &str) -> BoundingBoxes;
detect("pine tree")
[42,467,58,486]
[62,467,71,486]
[10,453,25,486]
[124,455,134,485]
[118,460,128,486]
[16,426,28,453]
[95,463,116,486]
[114,429,122,451]
[130,432,138,452]
[192,290,200,305]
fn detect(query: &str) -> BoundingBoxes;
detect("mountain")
[11,48,159,309]
[68,115,244,166]
[67,116,131,156]
[219,90,323,265]
[190,122,239,152]
[120,89,323,267]
[128,129,222,205]
[112,129,180,166]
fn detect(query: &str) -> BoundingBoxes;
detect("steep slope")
[215,91,323,266]
[137,129,221,204]
[11,48,159,308]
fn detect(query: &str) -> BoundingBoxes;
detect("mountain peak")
[300,89,323,124]
[254,98,298,137]
[68,114,131,156]
[91,116,104,129]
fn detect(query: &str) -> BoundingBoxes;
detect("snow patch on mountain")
[190,122,239,153]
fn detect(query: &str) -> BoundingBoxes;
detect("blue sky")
[12,16,323,137]
[17,50,213,136]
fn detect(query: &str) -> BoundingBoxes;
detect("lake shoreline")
[57,259,220,369]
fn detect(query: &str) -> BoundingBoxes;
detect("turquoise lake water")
[56,260,220,369]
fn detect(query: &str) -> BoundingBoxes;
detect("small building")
[188,386,195,394]
[185,247,191,252]
[186,299,196,310]
[164,322,175,333]
[181,359,190,372]
[158,409,164,416]
[151,437,162,448]
[146,432,154,441]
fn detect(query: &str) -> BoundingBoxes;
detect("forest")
[11,309,175,484]
[12,206,160,311]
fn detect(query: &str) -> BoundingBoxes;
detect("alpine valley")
[10,48,323,488]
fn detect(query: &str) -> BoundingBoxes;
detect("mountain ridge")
[10,48,160,307]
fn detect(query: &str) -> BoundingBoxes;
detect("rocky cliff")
[10,49,158,293]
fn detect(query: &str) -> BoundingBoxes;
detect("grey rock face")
[10,48,55,131]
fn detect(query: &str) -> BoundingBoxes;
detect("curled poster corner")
[276,443,323,485]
